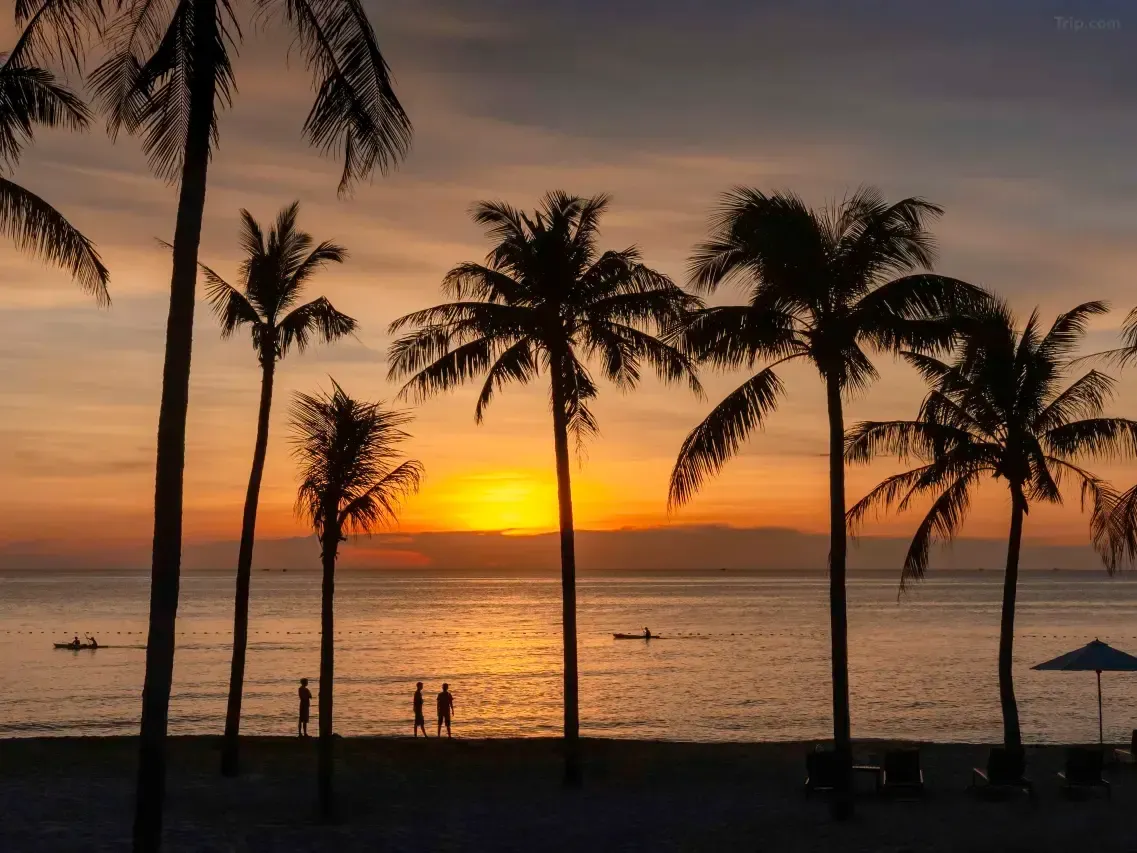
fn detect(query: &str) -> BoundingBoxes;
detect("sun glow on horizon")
[421,470,561,532]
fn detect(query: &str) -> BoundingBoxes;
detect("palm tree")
[845,300,1137,748]
[387,191,700,784]
[22,0,411,845]
[291,381,422,821]
[1067,309,1137,571]
[668,187,988,809]
[1,23,108,302]
[200,201,356,777]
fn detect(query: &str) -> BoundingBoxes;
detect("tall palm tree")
[291,381,422,821]
[201,201,356,777]
[845,300,1137,748]
[668,187,988,809]
[387,191,700,784]
[1,23,108,302]
[22,0,411,846]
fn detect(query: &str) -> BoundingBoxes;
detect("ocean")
[2,569,1136,744]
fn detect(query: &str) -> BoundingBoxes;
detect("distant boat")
[613,633,661,640]
[53,643,98,650]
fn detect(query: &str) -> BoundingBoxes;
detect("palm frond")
[441,261,524,304]
[0,61,90,169]
[843,419,975,465]
[339,459,424,533]
[11,0,105,71]
[671,305,802,370]
[1036,301,1109,364]
[668,364,786,509]
[474,339,536,423]
[91,0,239,182]
[277,296,357,357]
[900,471,980,589]
[846,463,938,534]
[1043,417,1137,462]
[1033,370,1114,433]
[201,262,261,337]
[0,176,109,303]
[1093,482,1137,573]
[271,0,412,194]
[852,274,991,353]
[688,188,824,296]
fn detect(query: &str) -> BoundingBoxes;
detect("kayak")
[613,633,659,640]
[54,643,99,650]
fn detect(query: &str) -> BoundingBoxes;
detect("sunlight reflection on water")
[2,570,1136,743]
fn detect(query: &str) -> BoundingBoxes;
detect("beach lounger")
[881,748,924,798]
[1059,747,1110,799]
[1113,729,1136,765]
[804,749,841,797]
[970,747,1033,799]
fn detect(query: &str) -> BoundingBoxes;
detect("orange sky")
[3,2,1137,565]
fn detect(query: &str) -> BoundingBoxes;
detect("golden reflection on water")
[2,571,1137,742]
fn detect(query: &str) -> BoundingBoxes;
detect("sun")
[426,470,560,532]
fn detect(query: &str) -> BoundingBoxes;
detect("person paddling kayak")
[643,627,652,639]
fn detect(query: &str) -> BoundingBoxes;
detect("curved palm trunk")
[825,375,853,817]
[318,507,339,821]
[221,356,276,776]
[550,378,581,786]
[999,487,1025,750]
[133,2,218,849]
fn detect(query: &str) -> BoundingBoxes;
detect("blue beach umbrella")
[1032,639,1137,745]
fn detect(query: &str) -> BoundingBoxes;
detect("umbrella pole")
[1097,669,1103,747]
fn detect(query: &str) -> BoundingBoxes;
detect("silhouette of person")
[86,635,98,649]
[644,627,652,639]
[298,678,312,737]
[436,683,454,738]
[413,682,427,737]
[71,635,80,649]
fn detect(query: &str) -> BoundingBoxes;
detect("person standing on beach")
[437,683,454,738]
[413,682,427,737]
[298,678,312,737]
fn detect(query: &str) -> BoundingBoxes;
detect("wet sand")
[1,737,1133,851]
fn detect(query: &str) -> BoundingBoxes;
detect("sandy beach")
[1,737,1133,851]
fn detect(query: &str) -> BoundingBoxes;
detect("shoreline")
[3,737,1134,851]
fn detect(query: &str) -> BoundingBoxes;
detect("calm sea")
[2,570,1136,744]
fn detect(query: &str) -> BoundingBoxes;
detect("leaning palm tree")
[668,187,988,809]
[387,191,700,784]
[21,0,411,845]
[845,300,1137,749]
[291,381,422,821]
[1,25,108,302]
[201,201,356,778]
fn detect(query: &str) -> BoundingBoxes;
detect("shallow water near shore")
[2,569,1137,743]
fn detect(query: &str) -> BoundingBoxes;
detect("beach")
[2,737,1133,851]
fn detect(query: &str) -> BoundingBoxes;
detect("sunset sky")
[3,0,1137,568]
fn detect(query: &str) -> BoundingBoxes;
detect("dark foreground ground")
[1,737,1134,852]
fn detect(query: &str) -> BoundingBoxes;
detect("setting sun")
[424,470,560,532]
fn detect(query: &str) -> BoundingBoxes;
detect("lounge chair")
[881,748,924,798]
[805,749,841,797]
[1113,729,1136,765]
[1059,747,1110,799]
[970,747,1033,799]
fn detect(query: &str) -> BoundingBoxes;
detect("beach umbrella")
[1032,639,1137,745]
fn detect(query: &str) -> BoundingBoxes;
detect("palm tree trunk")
[133,1,218,849]
[825,374,853,817]
[550,377,581,786]
[999,486,1025,750]
[318,508,338,822]
[220,356,276,777]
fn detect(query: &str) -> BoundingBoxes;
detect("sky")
[2,0,1137,569]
